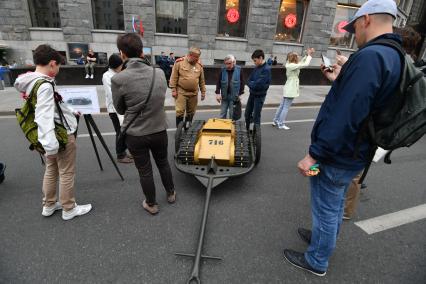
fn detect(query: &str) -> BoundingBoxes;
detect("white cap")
[343,0,397,33]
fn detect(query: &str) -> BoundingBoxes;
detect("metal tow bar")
[176,159,223,284]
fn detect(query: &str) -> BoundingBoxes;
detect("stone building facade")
[0,0,424,66]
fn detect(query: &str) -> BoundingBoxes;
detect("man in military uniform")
[169,47,206,126]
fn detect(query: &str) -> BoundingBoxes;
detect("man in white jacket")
[14,45,92,221]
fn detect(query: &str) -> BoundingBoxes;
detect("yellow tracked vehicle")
[174,118,261,283]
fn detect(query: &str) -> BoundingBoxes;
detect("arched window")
[92,0,124,30]
[28,0,61,28]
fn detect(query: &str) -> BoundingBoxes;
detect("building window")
[217,0,250,38]
[155,0,188,34]
[274,0,309,42]
[92,0,124,30]
[329,4,359,49]
[28,0,61,28]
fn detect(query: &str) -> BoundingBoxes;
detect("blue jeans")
[273,97,294,126]
[304,164,359,271]
[244,94,266,125]
[220,99,234,119]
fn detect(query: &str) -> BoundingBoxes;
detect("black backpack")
[359,38,426,183]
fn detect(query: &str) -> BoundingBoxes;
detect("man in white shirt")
[102,54,133,163]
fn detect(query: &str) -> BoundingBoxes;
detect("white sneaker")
[278,124,290,130]
[90,74,94,79]
[85,74,89,79]
[62,203,92,221]
[42,202,62,217]
[272,121,277,127]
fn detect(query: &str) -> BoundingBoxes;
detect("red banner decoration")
[284,13,297,28]
[226,8,240,24]
[132,16,144,37]
[337,20,348,33]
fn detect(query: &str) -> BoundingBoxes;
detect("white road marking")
[262,119,316,125]
[76,118,316,138]
[191,105,321,113]
[355,204,426,234]
[78,131,116,137]
[262,106,321,110]
[0,106,320,119]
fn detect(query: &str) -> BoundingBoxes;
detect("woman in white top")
[273,48,314,130]
[102,54,132,163]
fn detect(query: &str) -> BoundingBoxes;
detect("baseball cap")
[343,0,397,33]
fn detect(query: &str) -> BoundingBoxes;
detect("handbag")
[117,66,156,145]
[232,98,242,121]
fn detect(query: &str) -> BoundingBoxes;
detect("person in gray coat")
[111,33,176,215]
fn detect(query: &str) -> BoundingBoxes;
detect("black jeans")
[126,131,174,205]
[109,113,127,159]
[244,94,266,126]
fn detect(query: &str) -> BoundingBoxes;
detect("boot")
[245,119,250,132]
[176,116,184,128]
[185,115,193,129]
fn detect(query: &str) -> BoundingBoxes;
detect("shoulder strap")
[29,79,50,101]
[367,38,406,78]
[122,66,157,133]
[141,67,157,110]
[29,79,71,131]
[369,38,405,56]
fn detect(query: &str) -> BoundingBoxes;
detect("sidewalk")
[0,85,330,115]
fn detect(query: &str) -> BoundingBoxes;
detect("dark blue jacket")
[247,63,271,96]
[158,56,171,75]
[309,34,402,171]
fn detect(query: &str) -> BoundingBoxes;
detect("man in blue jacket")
[283,0,401,276]
[158,51,172,85]
[245,49,271,129]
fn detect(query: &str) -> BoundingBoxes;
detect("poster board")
[57,86,100,114]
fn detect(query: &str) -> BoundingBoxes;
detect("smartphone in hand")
[321,54,333,72]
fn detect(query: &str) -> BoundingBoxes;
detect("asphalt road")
[0,107,425,284]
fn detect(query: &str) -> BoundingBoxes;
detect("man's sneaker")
[117,156,133,163]
[90,74,94,79]
[62,204,92,220]
[85,74,89,79]
[297,228,312,245]
[283,249,326,277]
[42,202,62,217]
[278,124,290,130]
[167,191,176,204]
[142,200,159,215]
[272,121,277,127]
